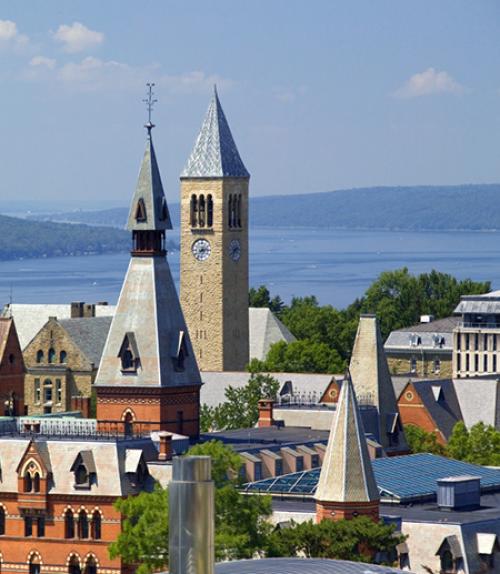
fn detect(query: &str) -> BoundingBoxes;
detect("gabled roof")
[181,87,249,179]
[0,317,22,365]
[58,316,112,366]
[126,134,172,231]
[349,315,408,453]
[249,308,296,361]
[315,374,379,504]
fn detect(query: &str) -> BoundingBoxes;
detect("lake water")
[1,227,499,309]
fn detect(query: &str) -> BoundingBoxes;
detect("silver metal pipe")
[169,455,214,574]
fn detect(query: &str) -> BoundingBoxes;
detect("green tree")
[447,421,500,466]
[111,441,273,571]
[250,339,345,374]
[266,517,405,563]
[109,485,169,574]
[201,372,280,432]
[249,285,284,315]
[404,425,446,456]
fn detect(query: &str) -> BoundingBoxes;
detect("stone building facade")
[23,317,111,416]
[180,88,250,372]
[0,317,25,416]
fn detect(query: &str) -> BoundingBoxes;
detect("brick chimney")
[158,431,173,461]
[258,399,274,428]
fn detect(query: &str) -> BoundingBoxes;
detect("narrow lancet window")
[198,194,206,227]
[207,194,213,227]
[190,194,198,227]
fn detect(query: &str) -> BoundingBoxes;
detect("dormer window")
[159,197,169,221]
[135,198,147,222]
[118,333,140,373]
[172,331,188,372]
[71,451,96,490]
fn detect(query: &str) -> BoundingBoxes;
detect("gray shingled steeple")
[181,87,249,179]
[315,372,379,505]
[126,133,173,231]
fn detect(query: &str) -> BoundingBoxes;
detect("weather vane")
[143,82,157,134]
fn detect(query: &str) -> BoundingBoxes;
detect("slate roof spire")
[315,372,379,506]
[349,314,408,455]
[181,86,250,179]
[126,85,172,232]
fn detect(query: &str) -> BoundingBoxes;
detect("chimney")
[258,398,274,428]
[157,431,173,461]
[169,456,214,574]
[71,302,84,318]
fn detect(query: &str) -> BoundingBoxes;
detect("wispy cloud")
[53,22,104,53]
[0,19,29,49]
[393,67,464,98]
[25,54,233,95]
[272,85,308,103]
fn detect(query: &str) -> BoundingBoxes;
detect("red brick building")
[94,122,201,439]
[0,317,25,416]
[0,433,168,574]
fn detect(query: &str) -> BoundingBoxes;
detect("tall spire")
[127,84,172,233]
[349,314,408,455]
[181,87,249,179]
[315,372,379,522]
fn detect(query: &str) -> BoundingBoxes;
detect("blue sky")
[1,0,500,207]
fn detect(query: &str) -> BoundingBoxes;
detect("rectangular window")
[474,334,479,351]
[56,379,62,403]
[25,516,33,537]
[34,379,41,403]
[457,353,461,371]
[254,462,262,481]
[44,386,52,403]
[37,517,45,538]
[275,459,283,476]
[465,354,470,371]
[494,355,497,372]
[311,454,319,468]
[484,354,488,372]
[296,457,304,472]
[475,354,479,372]
[410,357,417,373]
[484,334,488,351]
[456,334,461,351]
[465,334,470,350]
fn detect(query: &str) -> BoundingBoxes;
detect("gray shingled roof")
[249,308,296,361]
[181,87,249,179]
[126,134,173,232]
[59,316,113,367]
[453,377,500,429]
[385,316,458,352]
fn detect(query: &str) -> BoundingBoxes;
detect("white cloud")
[0,19,29,48]
[30,56,56,69]
[394,67,463,98]
[53,22,104,53]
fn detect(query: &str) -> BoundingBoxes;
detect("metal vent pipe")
[169,455,214,574]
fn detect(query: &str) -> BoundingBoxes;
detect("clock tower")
[180,87,250,371]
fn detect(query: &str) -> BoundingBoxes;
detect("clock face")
[229,239,241,261]
[192,239,211,261]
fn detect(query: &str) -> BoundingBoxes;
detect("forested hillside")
[0,214,131,260]
[28,184,500,231]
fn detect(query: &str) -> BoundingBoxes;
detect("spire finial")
[143,82,157,136]
[213,83,218,98]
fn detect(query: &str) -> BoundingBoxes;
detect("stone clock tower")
[180,87,250,371]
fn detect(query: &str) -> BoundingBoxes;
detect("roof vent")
[420,315,434,323]
[437,475,480,511]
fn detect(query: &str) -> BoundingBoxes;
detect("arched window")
[198,194,206,227]
[190,195,198,227]
[78,510,89,539]
[84,557,97,574]
[68,556,81,574]
[135,198,147,222]
[65,509,75,539]
[124,411,134,436]
[29,554,41,574]
[237,194,242,228]
[91,512,101,540]
[33,472,40,493]
[48,349,56,364]
[24,473,33,493]
[36,350,44,364]
[207,195,213,227]
[60,351,67,363]
[43,380,52,403]
[0,506,5,535]
[228,195,233,228]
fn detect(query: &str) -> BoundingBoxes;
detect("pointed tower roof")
[349,314,408,453]
[126,133,173,231]
[315,373,379,504]
[181,87,249,179]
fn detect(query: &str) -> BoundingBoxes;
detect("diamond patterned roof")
[181,87,249,179]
